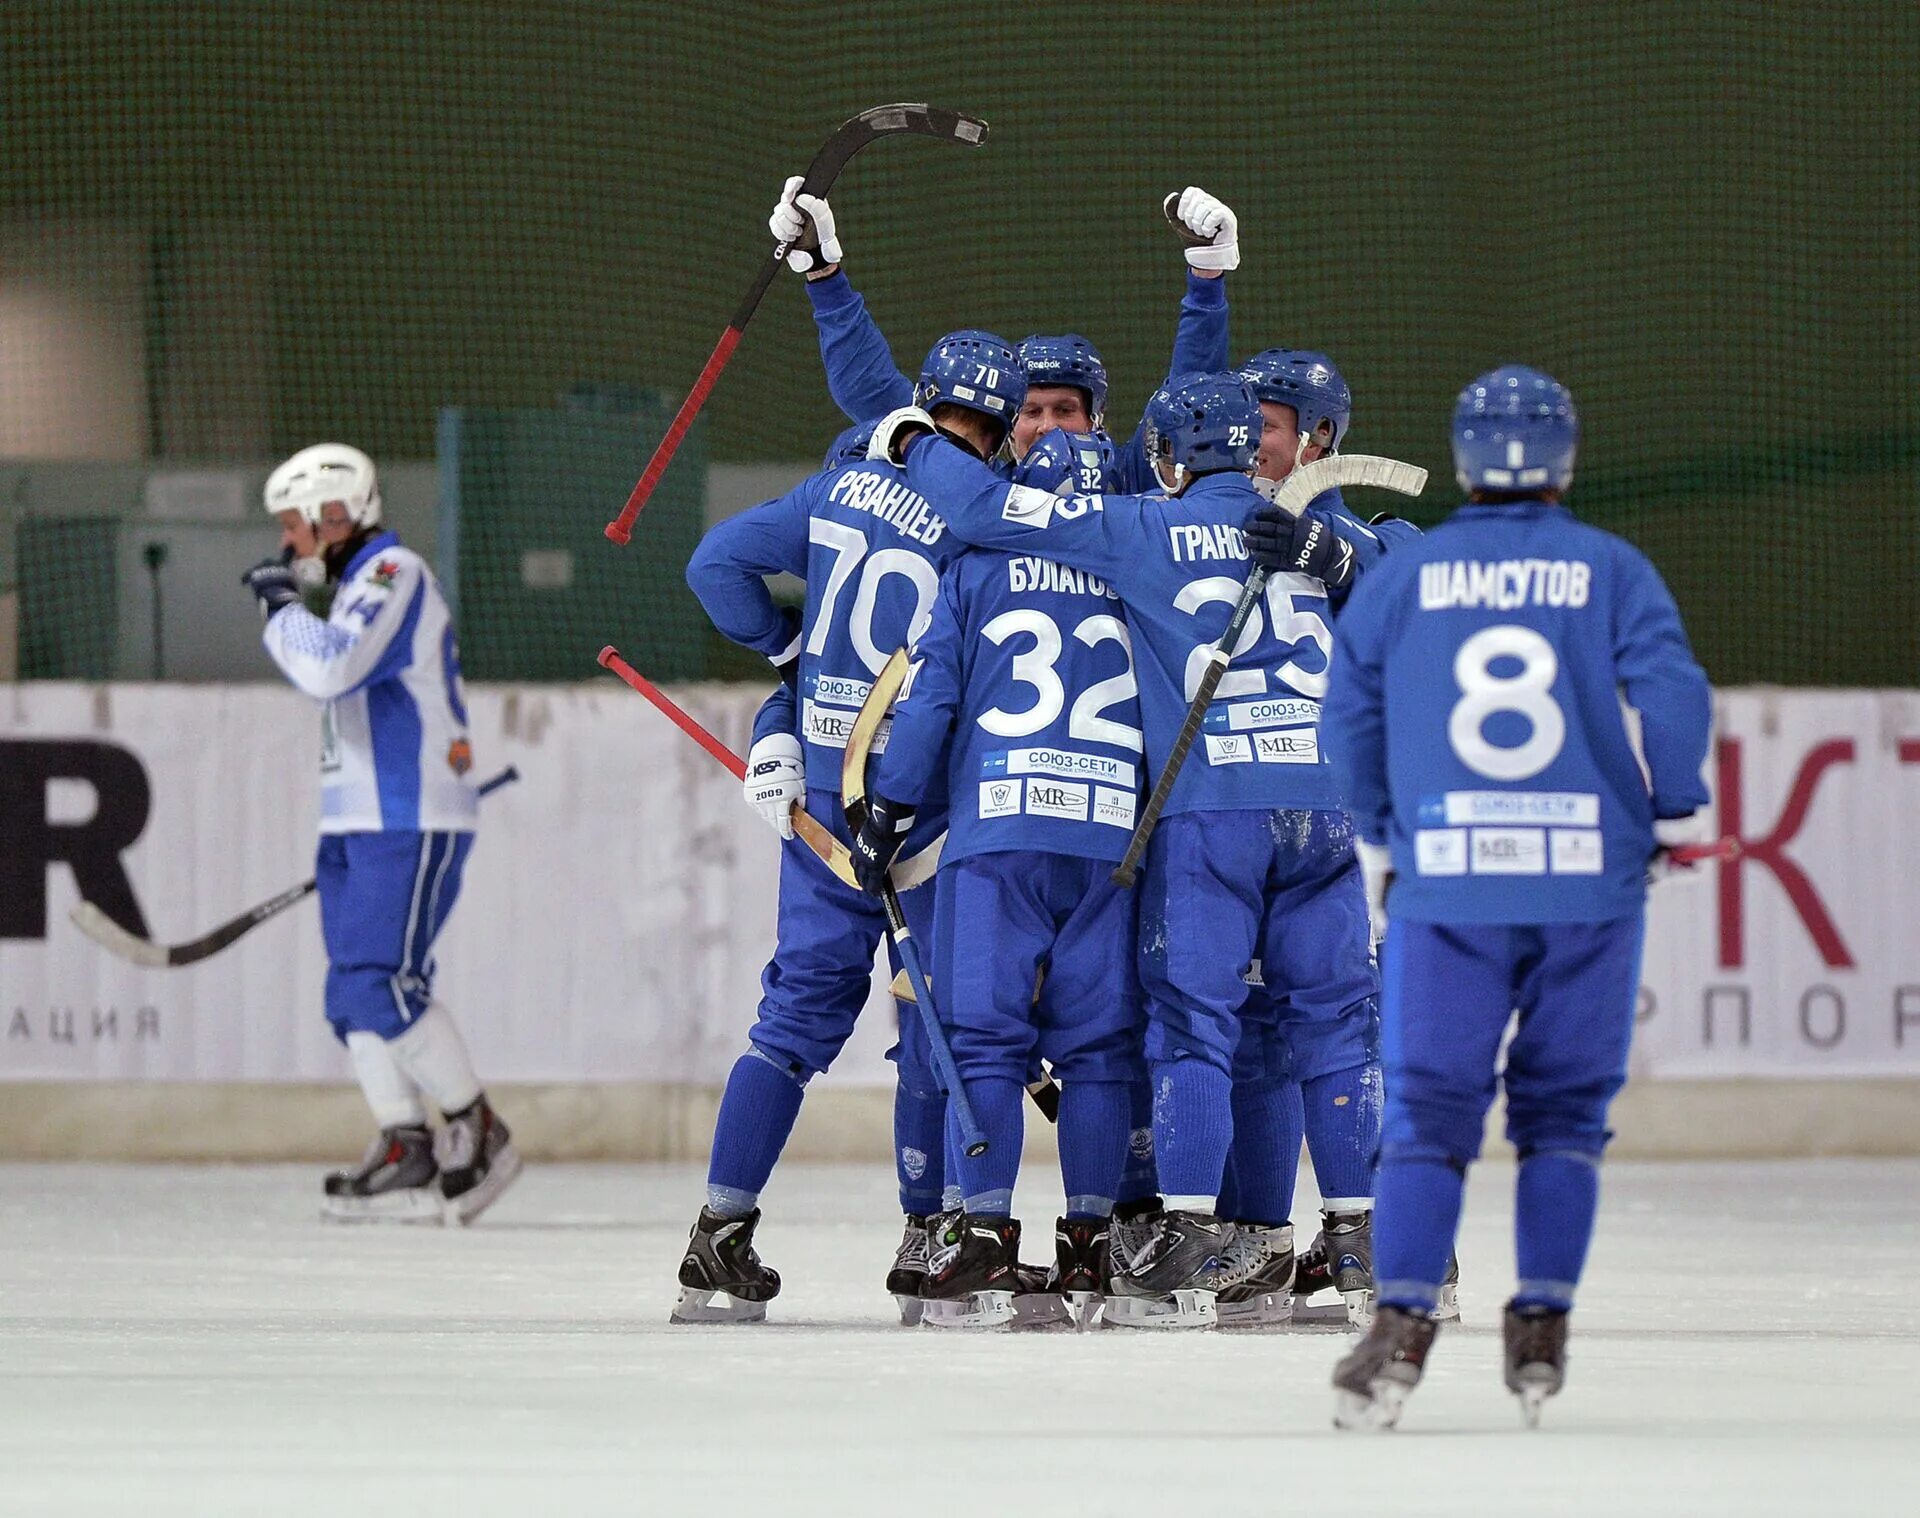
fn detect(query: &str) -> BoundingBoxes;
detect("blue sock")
[1514,1150,1601,1311]
[1116,1074,1158,1205]
[1302,1061,1382,1205]
[706,1049,807,1215]
[1373,1156,1465,1313]
[1222,1080,1304,1226]
[894,1075,948,1216]
[1150,1059,1233,1208]
[951,1077,1022,1215]
[1057,1079,1129,1218]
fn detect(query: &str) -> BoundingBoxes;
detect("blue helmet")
[1011,429,1119,497]
[1142,371,1262,485]
[915,329,1027,447]
[821,420,877,470]
[1452,365,1579,493]
[1015,334,1108,424]
[1236,348,1352,451]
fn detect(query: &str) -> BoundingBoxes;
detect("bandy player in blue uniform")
[1321,367,1711,1428]
[850,430,1145,1329]
[240,444,520,1225]
[869,372,1382,1326]
[769,176,1238,485]
[673,336,1027,1324]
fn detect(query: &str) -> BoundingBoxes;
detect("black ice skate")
[920,1213,1019,1330]
[321,1124,444,1224]
[1109,1195,1163,1277]
[887,1215,931,1326]
[1216,1223,1296,1331]
[1332,1304,1440,1431]
[1105,1210,1229,1330]
[671,1207,781,1324]
[1504,1302,1570,1428]
[1297,1215,1460,1328]
[1011,1218,1110,1331]
[436,1096,523,1225]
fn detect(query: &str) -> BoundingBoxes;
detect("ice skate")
[1109,1196,1163,1277]
[1104,1210,1228,1330]
[321,1124,444,1223]
[1504,1303,1570,1427]
[435,1096,522,1224]
[1012,1217,1109,1331]
[1331,1305,1440,1431]
[1216,1223,1295,1331]
[1297,1218,1459,1327]
[887,1215,931,1326]
[671,1207,781,1324]
[920,1213,1019,1330]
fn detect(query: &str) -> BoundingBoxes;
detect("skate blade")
[1333,1380,1408,1432]
[1066,1291,1104,1332]
[669,1287,769,1325]
[1287,1301,1359,1333]
[1433,1282,1461,1322]
[1518,1385,1549,1429]
[1010,1292,1075,1332]
[894,1294,926,1328]
[442,1144,524,1226]
[1102,1287,1217,1331]
[1342,1287,1377,1330]
[319,1187,445,1225]
[1217,1290,1295,1332]
[920,1290,1015,1330]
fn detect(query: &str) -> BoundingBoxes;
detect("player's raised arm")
[257,545,425,703]
[1610,544,1713,820]
[770,176,914,421]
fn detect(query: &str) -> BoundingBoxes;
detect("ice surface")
[2,1159,1917,1515]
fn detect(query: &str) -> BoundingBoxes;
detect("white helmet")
[264,443,381,528]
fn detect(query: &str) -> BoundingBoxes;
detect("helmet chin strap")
[1153,453,1189,495]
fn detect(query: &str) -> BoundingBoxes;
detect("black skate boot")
[921,1213,1019,1330]
[1105,1210,1229,1330]
[1504,1303,1570,1428]
[1298,1218,1460,1327]
[1332,1304,1440,1430]
[1216,1223,1296,1331]
[1011,1217,1110,1331]
[321,1124,443,1224]
[887,1215,931,1327]
[436,1096,523,1225]
[672,1207,782,1324]
[1109,1196,1163,1277]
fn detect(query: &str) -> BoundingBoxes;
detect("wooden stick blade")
[1266,453,1429,519]
[840,647,912,814]
[68,902,171,968]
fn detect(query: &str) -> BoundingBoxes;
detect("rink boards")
[2,682,1918,1154]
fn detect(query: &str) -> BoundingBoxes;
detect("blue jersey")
[905,438,1384,815]
[686,457,966,799]
[877,548,1143,864]
[1323,498,1712,924]
[802,268,1228,492]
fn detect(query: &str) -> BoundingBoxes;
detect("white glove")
[769,175,842,273]
[744,732,805,839]
[1648,813,1729,884]
[1356,839,1393,945]
[1175,185,1239,272]
[867,405,938,465]
[289,555,326,592]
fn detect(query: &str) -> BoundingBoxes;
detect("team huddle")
[238,178,1712,1431]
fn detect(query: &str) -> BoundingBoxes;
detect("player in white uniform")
[242,444,521,1224]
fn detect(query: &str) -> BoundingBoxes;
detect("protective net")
[2,1,1914,685]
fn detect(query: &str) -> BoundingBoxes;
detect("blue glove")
[241,555,302,616]
[1245,504,1355,591]
[849,794,916,896]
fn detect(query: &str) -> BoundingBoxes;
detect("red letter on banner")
[1716,738,1854,970]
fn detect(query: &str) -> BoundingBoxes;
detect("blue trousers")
[747,789,939,1090]
[1138,808,1377,1076]
[1380,916,1646,1166]
[934,851,1143,1084]
[315,830,473,1041]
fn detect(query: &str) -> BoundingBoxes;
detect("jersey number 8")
[1448,625,1566,781]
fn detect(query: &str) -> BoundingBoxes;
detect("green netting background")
[2,0,1915,684]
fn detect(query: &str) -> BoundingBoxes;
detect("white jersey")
[263,532,479,835]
